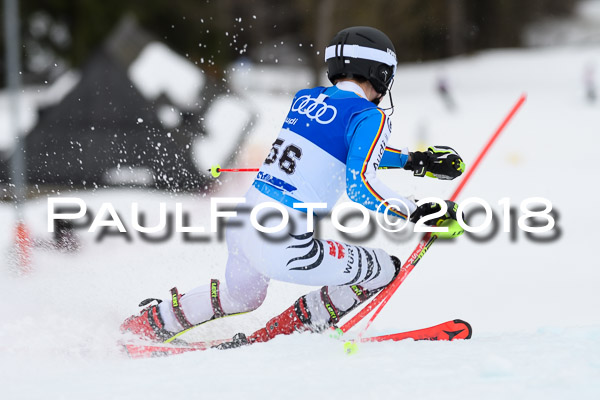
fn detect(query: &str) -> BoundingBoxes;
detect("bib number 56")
[265,138,303,175]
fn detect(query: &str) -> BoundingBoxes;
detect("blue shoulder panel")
[282,87,375,163]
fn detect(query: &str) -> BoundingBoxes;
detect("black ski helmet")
[325,26,397,95]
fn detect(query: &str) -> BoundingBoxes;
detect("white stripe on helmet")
[324,44,397,74]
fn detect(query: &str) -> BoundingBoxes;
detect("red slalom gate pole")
[340,93,527,335]
[14,221,32,274]
[449,94,527,202]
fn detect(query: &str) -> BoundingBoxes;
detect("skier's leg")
[244,200,399,290]
[157,251,270,333]
[253,230,398,291]
[245,256,401,344]
[120,210,269,341]
[120,249,269,341]
[213,197,403,344]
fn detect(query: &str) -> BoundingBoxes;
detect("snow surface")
[1,42,600,399]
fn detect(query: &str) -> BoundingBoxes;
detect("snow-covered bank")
[3,327,599,400]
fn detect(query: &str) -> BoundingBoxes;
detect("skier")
[121,26,465,347]
[436,74,456,111]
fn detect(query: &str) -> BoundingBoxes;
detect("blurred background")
[0,0,595,194]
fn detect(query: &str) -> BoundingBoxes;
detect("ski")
[122,319,472,359]
[360,319,472,343]
[122,337,231,359]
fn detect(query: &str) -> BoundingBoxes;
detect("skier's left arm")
[403,146,465,180]
[345,109,417,219]
[379,146,465,180]
[379,146,409,169]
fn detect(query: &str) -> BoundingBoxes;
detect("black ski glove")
[409,200,462,226]
[404,146,465,180]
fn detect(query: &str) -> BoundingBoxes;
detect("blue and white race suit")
[159,81,418,331]
[254,81,415,218]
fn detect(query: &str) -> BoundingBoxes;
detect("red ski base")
[361,319,472,343]
[122,319,472,359]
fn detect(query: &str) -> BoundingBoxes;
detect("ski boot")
[120,287,192,342]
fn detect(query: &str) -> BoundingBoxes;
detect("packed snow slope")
[1,43,599,399]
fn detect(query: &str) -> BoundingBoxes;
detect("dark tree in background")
[1,0,582,86]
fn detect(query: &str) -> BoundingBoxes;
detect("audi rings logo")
[291,95,337,124]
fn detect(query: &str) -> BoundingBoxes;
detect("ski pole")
[208,164,260,178]
[341,93,527,335]
[209,161,411,178]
